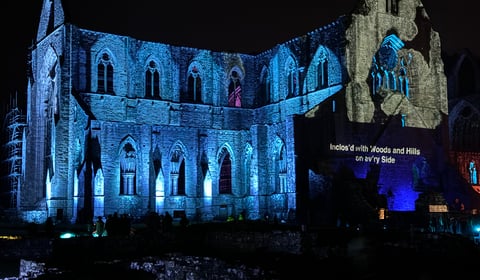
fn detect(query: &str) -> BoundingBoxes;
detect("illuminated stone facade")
[17,0,456,224]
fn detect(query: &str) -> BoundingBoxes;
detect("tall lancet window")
[170,150,186,195]
[259,68,271,105]
[286,59,298,98]
[120,143,136,195]
[97,53,114,93]
[186,66,202,103]
[244,144,253,195]
[228,70,242,107]
[277,144,287,193]
[219,148,232,194]
[145,60,161,99]
[317,52,329,90]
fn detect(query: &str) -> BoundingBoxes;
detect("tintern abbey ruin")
[2,0,480,225]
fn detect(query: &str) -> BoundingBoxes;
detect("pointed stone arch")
[273,136,287,193]
[118,135,138,195]
[217,143,235,195]
[285,55,299,98]
[144,55,163,99]
[258,65,271,106]
[244,142,253,196]
[169,140,188,195]
[227,65,244,107]
[184,61,204,103]
[95,48,117,94]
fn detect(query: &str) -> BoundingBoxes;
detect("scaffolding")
[2,106,26,208]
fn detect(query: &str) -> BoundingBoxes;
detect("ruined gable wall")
[345,0,447,128]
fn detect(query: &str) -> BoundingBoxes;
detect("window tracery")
[120,143,136,195]
[370,34,410,99]
[286,57,298,98]
[145,60,161,99]
[170,149,186,196]
[185,65,202,103]
[97,52,114,93]
[228,70,242,107]
[218,147,232,195]
[317,51,329,90]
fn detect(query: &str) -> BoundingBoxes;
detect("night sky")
[5,0,480,101]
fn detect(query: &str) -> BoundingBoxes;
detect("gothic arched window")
[276,144,287,193]
[219,148,232,194]
[97,53,114,93]
[244,144,253,196]
[170,149,186,196]
[186,66,202,103]
[317,52,329,90]
[256,67,271,106]
[228,70,242,107]
[286,59,298,98]
[145,60,161,99]
[263,69,271,104]
[120,143,136,195]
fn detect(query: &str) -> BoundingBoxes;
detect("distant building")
[2,0,479,225]
[445,49,480,200]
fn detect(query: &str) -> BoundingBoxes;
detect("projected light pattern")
[349,162,420,211]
